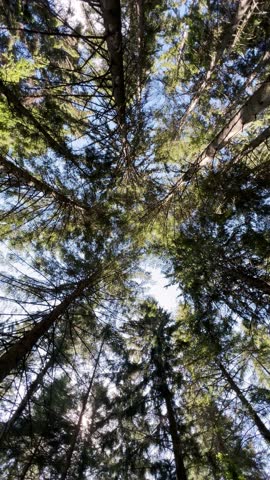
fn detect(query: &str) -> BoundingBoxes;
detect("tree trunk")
[0,356,54,445]
[0,277,92,383]
[100,0,125,127]
[163,387,188,480]
[219,362,270,443]
[230,0,257,50]
[0,154,88,212]
[178,0,253,133]
[162,75,270,204]
[224,48,270,119]
[135,0,144,100]
[19,439,42,480]
[154,355,188,480]
[197,74,270,168]
[60,336,104,480]
[0,79,84,171]
[228,125,270,166]
[227,267,270,296]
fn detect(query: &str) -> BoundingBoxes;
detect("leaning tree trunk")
[178,0,254,133]
[0,276,94,384]
[196,75,270,169]
[0,154,89,213]
[60,336,105,480]
[19,439,42,480]
[219,362,270,443]
[0,355,55,446]
[0,79,83,171]
[227,266,270,296]
[162,75,270,205]
[229,125,270,166]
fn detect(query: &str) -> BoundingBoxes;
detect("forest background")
[0,0,269,479]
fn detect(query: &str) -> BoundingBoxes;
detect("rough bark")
[135,0,144,100]
[60,337,104,480]
[0,277,92,383]
[224,49,270,119]
[219,362,270,443]
[173,74,270,188]
[230,0,257,50]
[163,387,188,480]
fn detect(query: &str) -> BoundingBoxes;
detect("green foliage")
[0,0,269,479]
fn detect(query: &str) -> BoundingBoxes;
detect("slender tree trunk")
[154,355,188,480]
[197,75,270,168]
[228,125,270,167]
[1,26,104,39]
[60,336,105,480]
[0,154,88,212]
[219,362,270,443]
[224,48,270,119]
[178,0,253,133]
[135,0,144,100]
[0,277,93,383]
[230,0,255,49]
[0,79,83,170]
[227,267,270,296]
[99,0,125,126]
[0,356,54,445]
[19,439,42,480]
[163,387,188,480]
[162,75,270,205]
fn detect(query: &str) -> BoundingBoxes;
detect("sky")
[141,261,181,316]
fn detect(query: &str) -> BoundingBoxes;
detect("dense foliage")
[0,0,269,478]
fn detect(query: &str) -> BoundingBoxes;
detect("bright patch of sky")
[145,266,180,315]
[139,257,181,316]
[56,0,86,27]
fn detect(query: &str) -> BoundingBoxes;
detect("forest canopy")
[0,0,269,478]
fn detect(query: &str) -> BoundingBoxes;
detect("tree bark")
[0,277,92,384]
[219,362,270,443]
[162,75,270,205]
[229,125,270,165]
[163,387,188,480]
[60,336,104,480]
[19,439,42,480]
[224,48,270,119]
